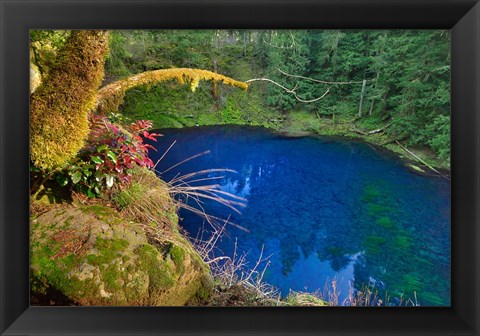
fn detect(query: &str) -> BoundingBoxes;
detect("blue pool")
[147,125,450,306]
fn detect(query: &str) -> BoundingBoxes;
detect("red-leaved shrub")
[56,114,161,197]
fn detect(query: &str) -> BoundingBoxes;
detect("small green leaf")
[55,175,69,187]
[71,171,82,184]
[106,150,117,163]
[68,165,79,172]
[91,156,104,164]
[82,168,92,177]
[95,172,106,182]
[96,144,108,152]
[106,175,115,188]
[86,188,96,198]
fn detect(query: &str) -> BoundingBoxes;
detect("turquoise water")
[148,125,450,306]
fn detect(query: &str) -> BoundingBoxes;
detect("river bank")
[278,110,450,177]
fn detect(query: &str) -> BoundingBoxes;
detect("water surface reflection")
[148,126,450,306]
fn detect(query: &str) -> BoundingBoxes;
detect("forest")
[103,30,451,167]
[29,30,451,307]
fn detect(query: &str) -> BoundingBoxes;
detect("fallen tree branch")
[246,77,330,103]
[395,141,449,180]
[246,69,377,104]
[351,127,368,136]
[367,128,384,135]
[277,68,376,85]
[96,68,248,115]
[351,122,393,136]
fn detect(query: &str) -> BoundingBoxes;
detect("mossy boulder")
[284,292,328,306]
[30,206,212,306]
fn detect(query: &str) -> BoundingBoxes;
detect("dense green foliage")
[105,30,450,165]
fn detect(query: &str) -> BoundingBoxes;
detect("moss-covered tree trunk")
[30,30,109,170]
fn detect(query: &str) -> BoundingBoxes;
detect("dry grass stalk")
[154,147,247,232]
[189,220,281,306]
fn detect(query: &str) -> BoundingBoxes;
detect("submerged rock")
[30,206,212,306]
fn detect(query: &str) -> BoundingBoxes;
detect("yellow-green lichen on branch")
[95,68,249,115]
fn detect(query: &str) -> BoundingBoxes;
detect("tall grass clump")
[111,168,178,233]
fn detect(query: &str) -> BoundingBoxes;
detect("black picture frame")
[1,0,479,335]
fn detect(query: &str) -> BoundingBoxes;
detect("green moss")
[97,68,248,116]
[87,238,129,266]
[366,203,391,216]
[102,262,123,291]
[81,205,118,219]
[64,216,75,227]
[363,184,381,202]
[376,217,393,229]
[137,244,175,291]
[54,237,127,298]
[31,241,95,300]
[400,273,423,292]
[32,245,59,278]
[418,292,445,305]
[169,245,186,274]
[394,235,411,249]
[364,236,387,255]
[61,253,77,269]
[97,237,129,251]
[30,30,109,170]
[196,282,212,301]
[284,292,328,306]
[196,287,209,301]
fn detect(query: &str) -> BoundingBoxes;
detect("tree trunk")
[30,30,109,170]
[358,79,367,118]
[369,70,381,116]
[243,31,247,57]
[369,33,387,116]
[227,30,236,45]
